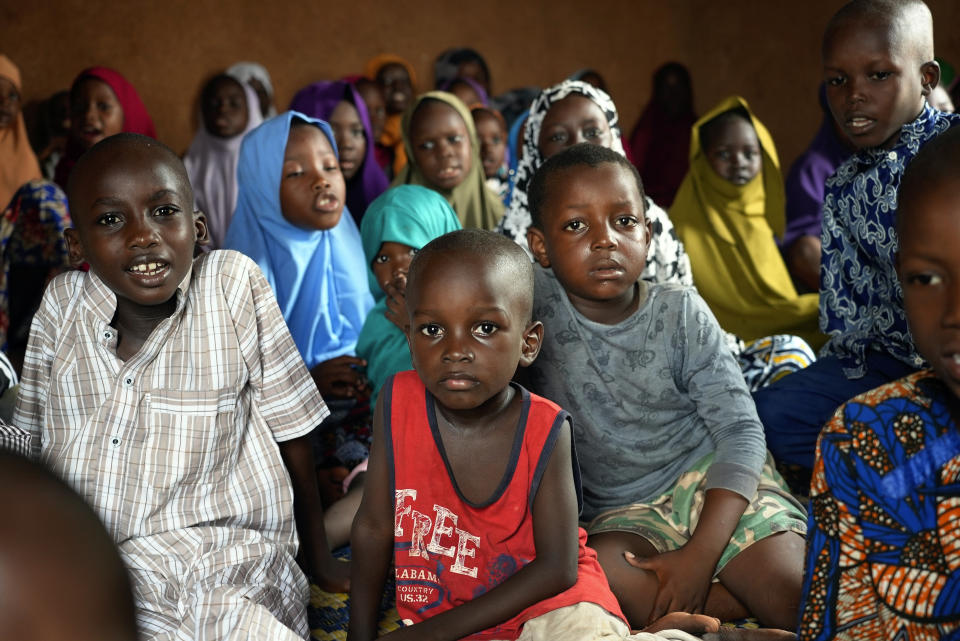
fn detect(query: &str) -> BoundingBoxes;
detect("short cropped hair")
[408,229,535,321]
[898,124,960,237]
[527,143,646,230]
[67,132,192,208]
[824,0,934,65]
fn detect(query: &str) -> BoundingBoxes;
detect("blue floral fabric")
[819,105,960,378]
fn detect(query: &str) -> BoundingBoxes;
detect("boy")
[754,0,960,476]
[0,450,138,641]
[797,120,960,639]
[14,133,346,640]
[348,229,716,641]
[525,143,807,631]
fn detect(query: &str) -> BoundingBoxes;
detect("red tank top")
[385,371,626,640]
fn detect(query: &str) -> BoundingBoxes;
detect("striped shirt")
[14,249,328,637]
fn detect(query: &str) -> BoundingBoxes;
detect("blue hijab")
[356,185,461,403]
[225,111,373,369]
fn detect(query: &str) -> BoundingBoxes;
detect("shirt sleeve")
[228,253,330,442]
[12,277,63,459]
[675,289,765,500]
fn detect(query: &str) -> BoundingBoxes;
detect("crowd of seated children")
[393,91,504,230]
[6,0,960,637]
[668,96,822,349]
[289,80,390,221]
[183,73,263,248]
[753,0,960,485]
[14,133,347,637]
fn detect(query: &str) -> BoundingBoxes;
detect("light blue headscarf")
[356,185,461,403]
[225,111,373,369]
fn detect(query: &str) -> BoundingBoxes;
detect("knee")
[587,532,659,628]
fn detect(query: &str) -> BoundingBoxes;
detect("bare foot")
[643,612,721,635]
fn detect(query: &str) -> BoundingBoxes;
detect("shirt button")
[111,438,120,445]
[103,330,112,340]
[123,377,134,386]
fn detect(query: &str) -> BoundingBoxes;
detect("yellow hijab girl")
[669,96,823,348]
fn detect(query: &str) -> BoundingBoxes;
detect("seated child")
[471,104,510,203]
[54,66,156,190]
[226,61,277,119]
[349,228,718,641]
[0,54,41,209]
[525,143,808,631]
[365,54,416,177]
[0,449,138,641]
[356,184,461,406]
[289,80,390,221]
[668,96,823,348]
[754,0,960,474]
[394,92,505,231]
[352,77,388,145]
[14,133,347,639]
[782,88,852,293]
[797,120,960,639]
[183,72,263,248]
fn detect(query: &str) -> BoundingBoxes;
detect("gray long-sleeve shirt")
[529,267,766,521]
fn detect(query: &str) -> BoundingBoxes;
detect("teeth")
[129,262,165,274]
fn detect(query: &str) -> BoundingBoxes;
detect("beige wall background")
[7,0,960,170]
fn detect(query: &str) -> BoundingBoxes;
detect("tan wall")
[7,0,960,170]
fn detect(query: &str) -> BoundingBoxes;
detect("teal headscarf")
[356,185,461,402]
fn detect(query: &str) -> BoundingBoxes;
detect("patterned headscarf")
[497,79,692,287]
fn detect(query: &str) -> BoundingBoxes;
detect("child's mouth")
[846,116,874,133]
[437,167,461,180]
[313,192,340,213]
[126,261,170,283]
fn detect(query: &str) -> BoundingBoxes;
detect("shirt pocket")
[143,388,239,492]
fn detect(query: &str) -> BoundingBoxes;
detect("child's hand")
[311,356,368,399]
[624,546,714,624]
[382,280,408,333]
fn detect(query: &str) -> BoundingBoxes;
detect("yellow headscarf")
[669,96,823,348]
[0,55,42,209]
[365,54,418,176]
[393,91,504,231]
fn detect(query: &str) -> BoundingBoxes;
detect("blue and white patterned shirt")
[819,105,960,377]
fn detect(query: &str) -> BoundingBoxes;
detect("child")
[754,0,960,475]
[226,61,277,118]
[53,67,156,191]
[352,77,388,143]
[394,91,504,230]
[525,143,808,631]
[668,96,822,348]
[365,54,417,177]
[797,119,960,639]
[225,112,373,401]
[441,76,489,108]
[0,450,138,641]
[433,47,491,94]
[355,184,461,405]
[0,54,41,209]
[14,133,347,638]
[349,228,715,641]
[289,80,389,221]
[471,104,510,202]
[183,73,263,248]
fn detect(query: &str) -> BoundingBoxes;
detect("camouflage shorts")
[585,452,807,576]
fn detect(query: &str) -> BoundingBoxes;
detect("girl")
[227,61,277,119]
[365,54,416,177]
[53,67,156,190]
[433,47,491,94]
[355,185,460,405]
[289,81,389,222]
[668,96,822,349]
[440,76,488,108]
[0,55,41,209]
[225,112,373,399]
[183,73,263,249]
[471,104,510,202]
[394,91,504,230]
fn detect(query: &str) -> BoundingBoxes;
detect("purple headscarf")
[289,81,389,222]
[782,87,853,249]
[439,76,489,107]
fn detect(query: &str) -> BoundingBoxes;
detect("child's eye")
[96,213,122,226]
[352,127,365,139]
[616,215,639,227]
[907,272,942,286]
[285,170,303,179]
[584,127,603,139]
[97,102,112,112]
[549,131,568,144]
[715,150,731,160]
[870,71,892,81]
[374,254,389,264]
[826,76,845,87]
[562,220,585,232]
[419,323,444,337]
[154,205,180,217]
[419,141,435,151]
[448,135,463,144]
[325,164,340,172]
[473,321,498,337]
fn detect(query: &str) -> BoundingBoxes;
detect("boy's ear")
[194,210,211,246]
[64,228,86,266]
[526,227,551,268]
[518,320,544,367]
[921,60,941,96]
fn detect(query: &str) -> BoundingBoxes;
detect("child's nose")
[126,217,160,248]
[442,330,473,362]
[590,225,616,249]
